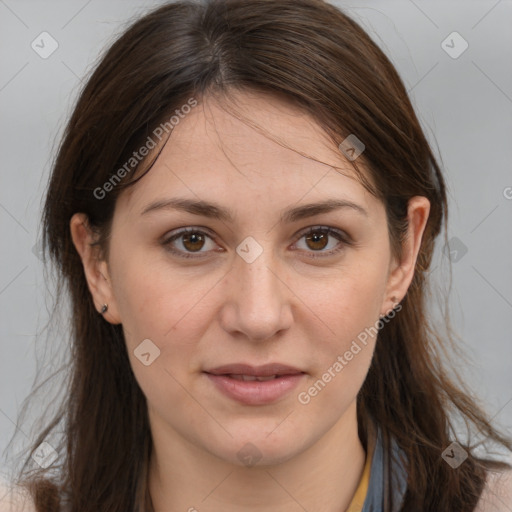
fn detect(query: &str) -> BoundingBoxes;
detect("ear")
[380,196,430,316]
[69,213,122,325]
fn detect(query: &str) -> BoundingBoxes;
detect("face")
[73,89,428,468]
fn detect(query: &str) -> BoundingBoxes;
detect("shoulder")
[475,467,512,512]
[0,477,36,512]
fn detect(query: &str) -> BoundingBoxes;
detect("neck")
[148,400,368,512]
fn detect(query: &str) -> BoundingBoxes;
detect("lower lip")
[204,373,306,405]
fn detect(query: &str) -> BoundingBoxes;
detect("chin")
[210,426,309,468]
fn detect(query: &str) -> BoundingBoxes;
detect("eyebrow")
[140,197,368,223]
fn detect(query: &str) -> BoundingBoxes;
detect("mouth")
[204,362,305,378]
[219,374,292,381]
[203,363,306,405]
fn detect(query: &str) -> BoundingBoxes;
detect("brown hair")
[5,0,511,510]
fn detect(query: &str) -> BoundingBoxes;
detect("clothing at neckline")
[346,421,408,512]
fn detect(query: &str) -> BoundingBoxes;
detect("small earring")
[100,304,108,314]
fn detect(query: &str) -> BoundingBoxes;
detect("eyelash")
[161,226,351,260]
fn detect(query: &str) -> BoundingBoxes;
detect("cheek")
[109,243,196,337]
[312,256,388,341]
[115,265,204,408]
[296,279,381,417]
[295,254,388,402]
[109,249,217,385]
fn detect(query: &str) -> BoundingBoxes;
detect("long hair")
[5,0,511,510]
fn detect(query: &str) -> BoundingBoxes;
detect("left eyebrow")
[282,198,368,222]
[140,197,368,222]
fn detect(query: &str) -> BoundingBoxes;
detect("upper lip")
[204,363,305,377]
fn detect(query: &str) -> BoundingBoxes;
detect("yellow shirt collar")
[346,431,375,512]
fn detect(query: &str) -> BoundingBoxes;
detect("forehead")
[116,90,378,219]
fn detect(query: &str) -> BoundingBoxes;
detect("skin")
[70,90,430,512]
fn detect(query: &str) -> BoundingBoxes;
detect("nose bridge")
[236,234,281,307]
[224,235,291,340]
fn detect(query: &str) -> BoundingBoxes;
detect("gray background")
[1,0,511,472]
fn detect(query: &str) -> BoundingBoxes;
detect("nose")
[219,243,293,342]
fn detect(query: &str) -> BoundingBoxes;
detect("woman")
[1,0,511,510]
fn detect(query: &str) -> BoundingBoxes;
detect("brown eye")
[162,228,217,259]
[304,230,329,251]
[181,232,206,252]
[293,226,350,259]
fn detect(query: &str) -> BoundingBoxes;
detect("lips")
[203,363,306,405]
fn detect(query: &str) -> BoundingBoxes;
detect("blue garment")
[362,427,408,512]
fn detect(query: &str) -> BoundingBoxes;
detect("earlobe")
[380,296,400,318]
[381,196,430,316]
[69,213,122,324]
